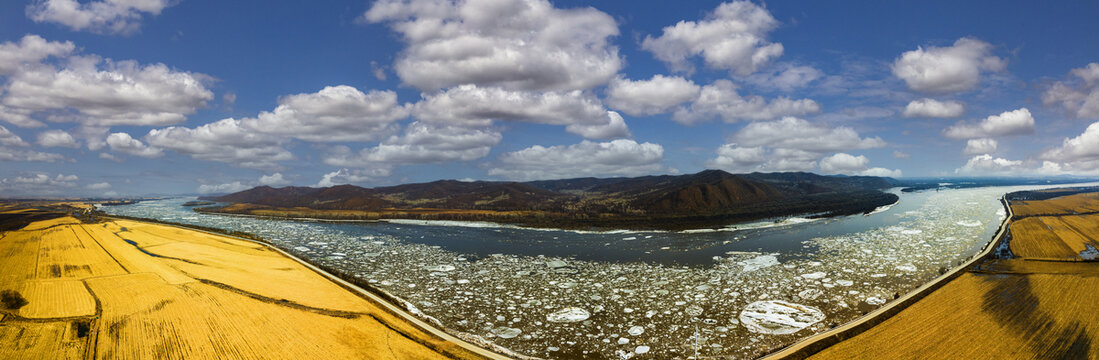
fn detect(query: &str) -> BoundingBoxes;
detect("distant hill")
[200,170,898,230]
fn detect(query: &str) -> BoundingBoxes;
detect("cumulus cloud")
[605,75,700,116]
[258,173,291,186]
[145,118,291,169]
[413,84,629,139]
[964,138,998,155]
[325,122,502,167]
[943,108,1035,139]
[1043,62,1099,119]
[240,85,409,142]
[37,129,80,148]
[955,154,1024,175]
[26,0,175,35]
[730,117,886,152]
[642,1,783,75]
[818,153,902,177]
[0,173,78,195]
[488,139,664,180]
[0,124,65,162]
[564,111,631,140]
[197,181,252,194]
[1038,120,1099,173]
[672,80,819,125]
[316,168,392,187]
[706,117,887,173]
[362,0,621,91]
[892,37,1005,93]
[903,98,965,118]
[106,132,162,158]
[0,34,74,75]
[1,50,213,128]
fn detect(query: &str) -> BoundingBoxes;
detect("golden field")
[0,208,492,360]
[804,191,1099,359]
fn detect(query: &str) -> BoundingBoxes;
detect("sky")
[2,0,1099,197]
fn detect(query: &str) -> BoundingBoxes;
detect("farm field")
[804,190,1099,359]
[0,207,492,360]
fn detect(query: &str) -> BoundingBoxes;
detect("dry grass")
[1009,217,1086,260]
[36,225,126,280]
[810,272,1099,359]
[88,273,453,360]
[20,217,81,231]
[0,320,87,359]
[1012,192,1099,217]
[0,213,485,359]
[16,280,96,319]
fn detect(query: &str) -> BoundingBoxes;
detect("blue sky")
[2,0,1099,197]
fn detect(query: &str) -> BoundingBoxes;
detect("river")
[97,184,1087,359]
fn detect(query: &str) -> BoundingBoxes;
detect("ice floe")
[546,307,590,323]
[738,300,825,335]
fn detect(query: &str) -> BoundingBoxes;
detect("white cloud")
[704,144,767,172]
[0,173,78,195]
[955,154,1024,175]
[564,111,631,140]
[197,181,252,194]
[325,122,502,167]
[730,117,886,152]
[818,152,902,177]
[488,139,664,180]
[106,132,162,158]
[86,182,111,190]
[0,34,74,75]
[36,129,80,148]
[145,118,292,169]
[943,108,1034,139]
[26,0,175,35]
[1039,120,1099,173]
[745,64,823,92]
[672,80,819,125]
[0,125,30,147]
[819,153,869,174]
[316,168,392,187]
[0,125,65,162]
[706,118,887,174]
[605,75,700,116]
[903,98,965,118]
[258,173,291,186]
[413,84,629,139]
[892,37,1005,93]
[362,0,621,91]
[240,85,409,142]
[2,55,214,127]
[892,150,910,159]
[642,1,783,75]
[964,138,998,155]
[1043,62,1099,119]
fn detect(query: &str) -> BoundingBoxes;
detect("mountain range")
[200,170,899,230]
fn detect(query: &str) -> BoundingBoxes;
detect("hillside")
[199,170,898,230]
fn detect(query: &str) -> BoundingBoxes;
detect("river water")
[96,184,1084,359]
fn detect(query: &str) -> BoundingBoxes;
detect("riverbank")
[0,206,508,359]
[783,188,1099,359]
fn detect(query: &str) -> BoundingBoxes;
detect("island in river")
[197,170,899,230]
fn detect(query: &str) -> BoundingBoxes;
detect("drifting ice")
[738,300,825,335]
